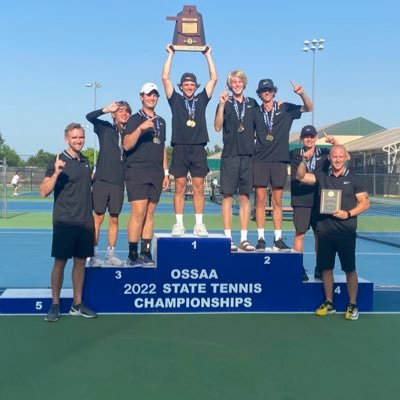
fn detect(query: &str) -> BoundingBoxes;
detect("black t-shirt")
[45,151,93,226]
[86,109,125,187]
[290,147,330,207]
[124,112,166,171]
[216,96,258,158]
[316,169,366,235]
[254,102,302,162]
[168,89,210,145]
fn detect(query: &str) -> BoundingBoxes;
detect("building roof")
[344,127,400,152]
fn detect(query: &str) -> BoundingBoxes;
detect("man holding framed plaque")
[296,144,370,320]
[161,44,217,237]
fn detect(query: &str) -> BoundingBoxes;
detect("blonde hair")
[226,70,248,90]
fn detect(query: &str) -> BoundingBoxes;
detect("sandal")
[239,240,255,252]
[230,240,238,252]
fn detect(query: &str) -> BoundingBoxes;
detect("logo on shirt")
[343,181,350,184]
[275,111,282,115]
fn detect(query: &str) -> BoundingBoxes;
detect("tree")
[81,148,98,168]
[26,149,55,168]
[0,131,24,167]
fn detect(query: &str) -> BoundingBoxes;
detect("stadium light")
[85,81,102,166]
[302,38,325,125]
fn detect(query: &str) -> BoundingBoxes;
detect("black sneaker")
[69,303,97,318]
[272,237,291,251]
[126,254,143,268]
[139,252,156,267]
[314,267,322,280]
[302,266,309,282]
[255,237,266,251]
[44,303,60,322]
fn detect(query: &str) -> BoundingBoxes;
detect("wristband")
[346,210,351,219]
[164,169,169,177]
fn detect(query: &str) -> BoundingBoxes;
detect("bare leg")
[222,195,233,230]
[108,214,119,248]
[142,201,158,239]
[322,269,334,303]
[174,177,187,215]
[71,257,86,305]
[93,212,105,246]
[192,177,205,214]
[50,258,68,304]
[293,232,305,253]
[128,200,148,243]
[271,187,284,231]
[346,270,358,304]
[255,186,267,230]
[239,194,250,231]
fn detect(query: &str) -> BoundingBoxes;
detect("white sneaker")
[171,224,185,237]
[104,251,124,266]
[89,255,102,267]
[193,223,208,237]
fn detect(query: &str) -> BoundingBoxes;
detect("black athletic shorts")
[92,179,124,215]
[253,162,288,188]
[51,223,94,259]
[293,206,318,233]
[220,155,253,196]
[170,144,209,178]
[316,232,356,272]
[125,168,163,203]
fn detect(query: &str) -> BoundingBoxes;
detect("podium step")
[0,234,374,314]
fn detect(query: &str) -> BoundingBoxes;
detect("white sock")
[107,246,114,255]
[224,229,232,239]
[176,214,183,225]
[195,214,203,225]
[94,246,98,256]
[257,229,264,240]
[240,230,247,242]
[274,230,282,240]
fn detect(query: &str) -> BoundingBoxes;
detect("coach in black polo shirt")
[290,125,337,280]
[214,69,257,252]
[40,123,97,322]
[296,144,370,321]
[86,101,131,267]
[162,44,218,238]
[254,79,313,252]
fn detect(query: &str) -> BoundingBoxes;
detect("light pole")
[302,38,325,125]
[86,81,102,166]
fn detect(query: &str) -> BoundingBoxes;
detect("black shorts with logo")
[170,144,209,179]
[92,179,124,215]
[253,162,288,188]
[316,232,356,272]
[52,222,94,260]
[220,155,253,196]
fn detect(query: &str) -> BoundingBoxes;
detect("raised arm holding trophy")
[162,5,218,239]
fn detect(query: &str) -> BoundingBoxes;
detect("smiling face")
[259,88,276,103]
[180,81,197,99]
[64,127,85,155]
[301,134,317,151]
[141,91,159,110]
[329,145,348,173]
[112,106,131,125]
[229,76,245,97]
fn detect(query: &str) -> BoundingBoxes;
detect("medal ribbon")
[113,123,125,161]
[261,102,277,133]
[184,97,196,120]
[232,97,246,123]
[139,109,160,141]
[301,147,321,171]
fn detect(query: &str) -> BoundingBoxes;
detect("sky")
[1,0,399,158]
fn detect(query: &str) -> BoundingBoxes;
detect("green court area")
[1,314,399,400]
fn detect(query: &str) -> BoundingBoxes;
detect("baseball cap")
[256,79,276,93]
[179,72,200,87]
[300,125,318,138]
[140,82,159,95]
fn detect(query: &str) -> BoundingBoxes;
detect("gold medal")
[237,124,245,133]
[266,134,273,141]
[153,137,161,144]
[186,119,192,127]
[191,120,196,127]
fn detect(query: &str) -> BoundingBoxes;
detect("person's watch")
[346,210,351,219]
